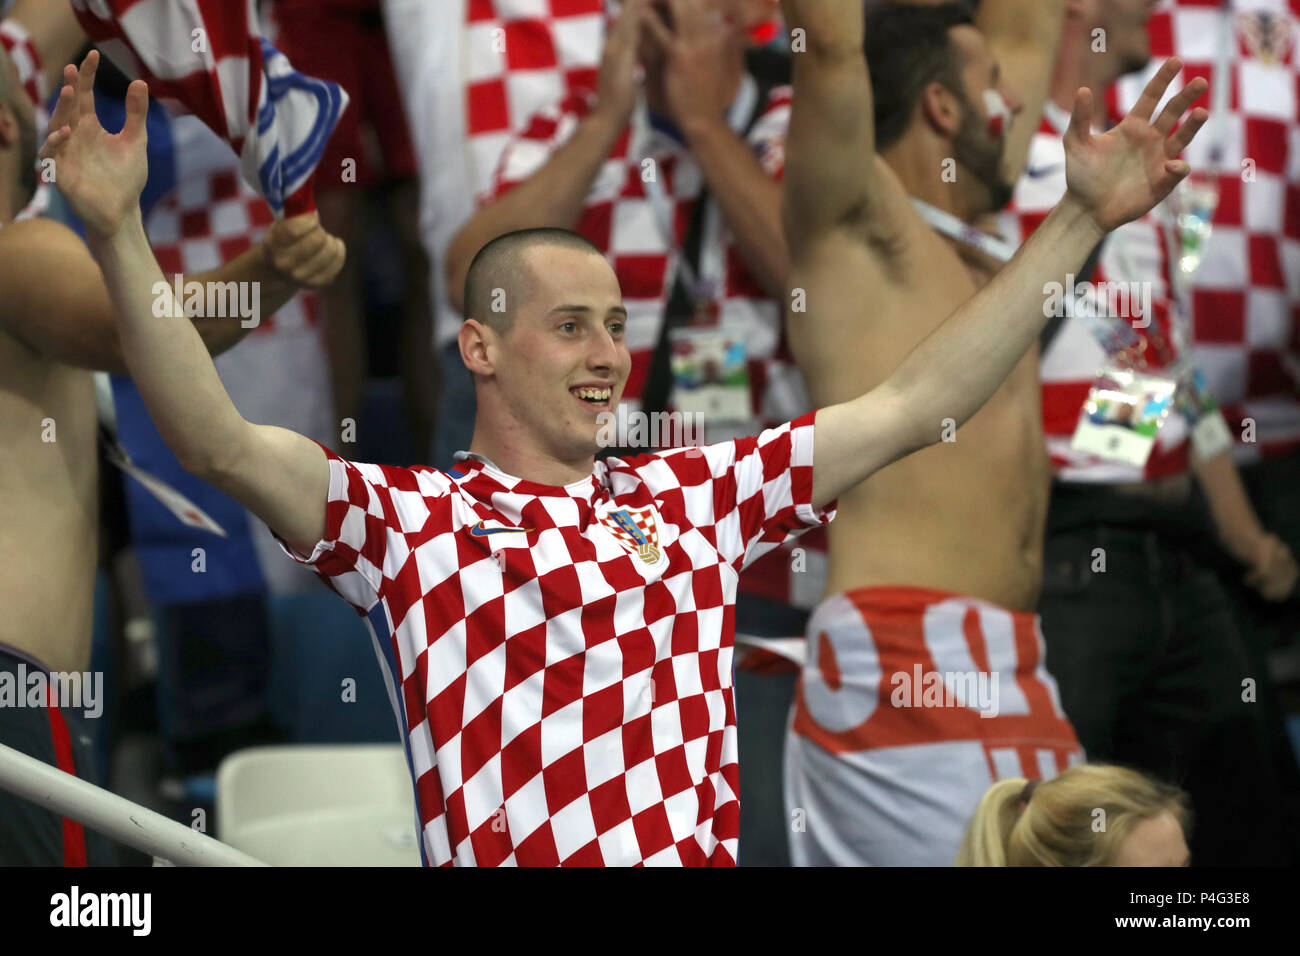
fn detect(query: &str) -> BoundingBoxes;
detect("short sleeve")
[480,90,596,205]
[636,411,835,570]
[272,442,447,615]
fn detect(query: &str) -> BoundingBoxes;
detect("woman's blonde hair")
[955,764,1191,866]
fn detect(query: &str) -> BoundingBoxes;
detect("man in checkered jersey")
[1002,0,1298,865]
[57,6,1208,863]
[445,0,820,863]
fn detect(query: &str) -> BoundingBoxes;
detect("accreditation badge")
[668,325,752,423]
[1070,363,1178,467]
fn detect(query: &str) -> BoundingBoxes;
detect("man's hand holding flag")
[69,0,348,219]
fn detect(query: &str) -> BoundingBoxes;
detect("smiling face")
[468,243,631,465]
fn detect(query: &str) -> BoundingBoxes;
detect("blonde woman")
[957,765,1192,866]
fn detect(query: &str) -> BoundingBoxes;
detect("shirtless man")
[776,0,1199,865]
[0,38,344,863]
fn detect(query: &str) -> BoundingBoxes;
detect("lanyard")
[639,73,759,311]
[911,198,1018,262]
[914,195,1149,356]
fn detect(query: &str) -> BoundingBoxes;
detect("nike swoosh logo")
[469,522,534,537]
[1026,163,1063,179]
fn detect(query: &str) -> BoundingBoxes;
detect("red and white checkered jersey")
[1001,105,1194,482]
[275,412,834,865]
[1110,0,1300,462]
[1,18,51,221]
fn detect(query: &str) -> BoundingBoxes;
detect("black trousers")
[1038,482,1295,865]
[1230,450,1300,846]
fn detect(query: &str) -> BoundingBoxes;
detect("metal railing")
[0,741,265,866]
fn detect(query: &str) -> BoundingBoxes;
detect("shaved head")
[464,228,606,333]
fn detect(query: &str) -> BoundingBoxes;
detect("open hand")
[643,0,737,133]
[39,50,148,239]
[264,211,346,289]
[1064,58,1209,233]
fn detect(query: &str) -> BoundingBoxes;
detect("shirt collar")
[449,451,607,504]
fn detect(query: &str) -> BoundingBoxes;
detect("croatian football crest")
[600,506,661,565]
[1237,10,1294,66]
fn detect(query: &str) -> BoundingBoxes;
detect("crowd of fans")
[0,0,1297,867]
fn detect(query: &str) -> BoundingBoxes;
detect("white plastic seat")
[216,744,420,866]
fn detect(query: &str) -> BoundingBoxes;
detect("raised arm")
[811,61,1209,509]
[42,52,341,555]
[779,0,877,253]
[976,0,1068,183]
